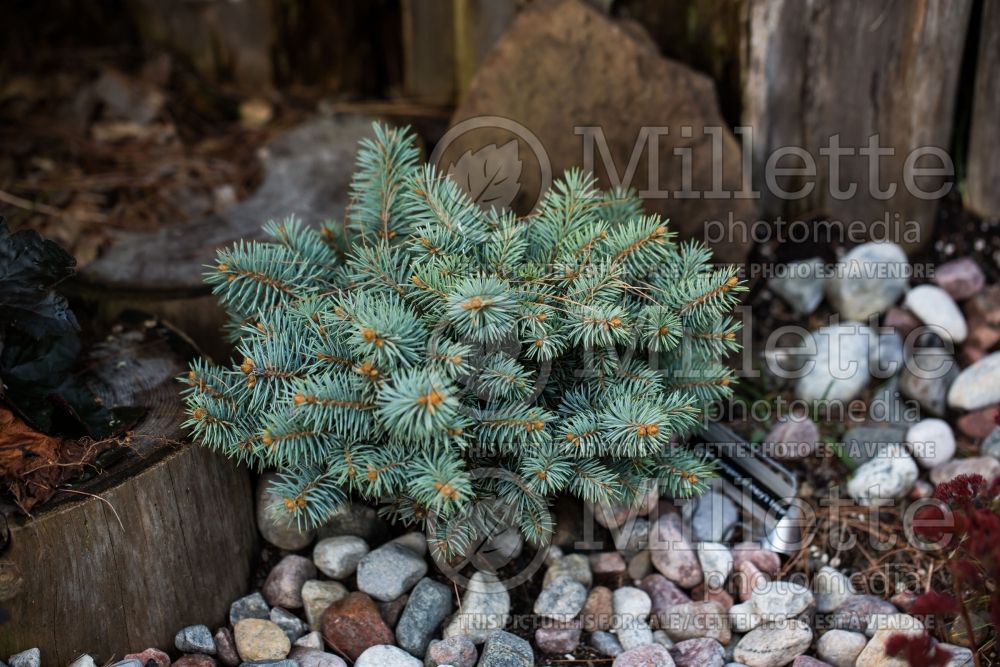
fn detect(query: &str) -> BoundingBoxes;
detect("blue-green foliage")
[181,123,745,559]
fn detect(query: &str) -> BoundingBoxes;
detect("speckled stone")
[534,575,588,621]
[816,629,867,667]
[670,638,725,667]
[543,553,593,588]
[301,580,349,629]
[313,536,369,580]
[353,645,420,667]
[659,601,730,644]
[426,636,478,667]
[230,593,270,626]
[535,622,582,654]
[175,625,217,654]
[356,542,427,602]
[395,577,453,657]
[442,571,511,644]
[591,630,625,657]
[287,648,347,667]
[477,631,533,667]
[582,585,615,631]
[732,620,812,667]
[233,619,291,662]
[263,555,316,609]
[214,627,241,666]
[612,644,676,667]
[650,513,702,588]
[826,595,898,632]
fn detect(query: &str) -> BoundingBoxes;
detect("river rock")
[215,627,241,666]
[263,555,316,609]
[320,592,394,661]
[796,323,873,402]
[855,616,924,667]
[670,638,725,667]
[313,536,369,579]
[591,630,626,657]
[256,472,315,550]
[948,352,1000,411]
[750,581,813,619]
[846,445,918,505]
[904,285,967,344]
[731,543,781,577]
[477,631,533,667]
[697,543,733,590]
[827,243,908,320]
[613,644,676,667]
[841,425,907,466]
[762,414,820,460]
[544,553,593,588]
[650,513,702,588]
[906,418,956,468]
[270,607,307,643]
[982,427,1000,458]
[354,645,420,667]
[732,620,812,667]
[816,629,867,667]
[614,586,654,650]
[769,258,827,315]
[318,502,389,544]
[934,257,985,300]
[686,491,739,543]
[582,585,615,631]
[442,571,511,643]
[930,455,1000,485]
[813,566,854,613]
[426,636,478,667]
[288,648,346,667]
[175,625,216,654]
[230,592,270,626]
[535,623,582,654]
[301,580,349,628]
[395,578,453,657]
[640,574,692,617]
[356,542,427,602]
[534,575,588,621]
[899,346,959,417]
[660,601,730,643]
[233,619,291,662]
[827,595,898,632]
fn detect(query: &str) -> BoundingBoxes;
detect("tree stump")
[0,318,257,664]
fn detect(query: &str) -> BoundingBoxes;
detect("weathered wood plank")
[743,0,973,250]
[967,0,1000,218]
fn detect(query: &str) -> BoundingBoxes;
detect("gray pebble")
[313,535,369,579]
[7,649,40,667]
[270,607,308,643]
[590,630,625,657]
[356,543,428,602]
[395,577,454,657]
[231,592,271,626]
[477,631,533,667]
[533,576,588,621]
[175,624,217,654]
[769,257,826,315]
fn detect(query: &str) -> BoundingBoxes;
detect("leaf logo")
[447,139,522,210]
